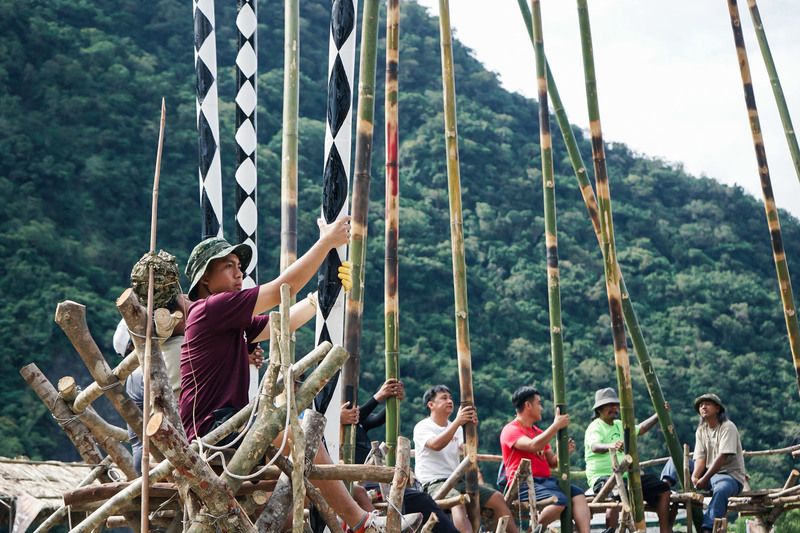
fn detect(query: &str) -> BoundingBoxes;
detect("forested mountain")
[2,0,800,495]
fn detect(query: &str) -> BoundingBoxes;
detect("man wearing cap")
[661,393,745,533]
[178,221,423,533]
[584,388,671,533]
[499,386,591,533]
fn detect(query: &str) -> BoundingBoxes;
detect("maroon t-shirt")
[179,287,268,441]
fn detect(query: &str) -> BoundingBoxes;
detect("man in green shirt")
[584,388,671,533]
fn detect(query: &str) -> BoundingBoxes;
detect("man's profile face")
[428,390,454,417]
[527,394,544,423]
[202,253,244,295]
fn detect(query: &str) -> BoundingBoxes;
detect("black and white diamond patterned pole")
[235,0,258,289]
[234,0,260,400]
[315,0,359,461]
[194,0,223,239]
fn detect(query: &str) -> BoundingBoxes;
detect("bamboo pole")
[141,98,166,533]
[437,0,479,528]
[745,0,800,187]
[726,0,800,398]
[281,0,299,364]
[384,0,401,469]
[387,436,411,531]
[342,0,381,471]
[529,3,571,530]
[514,0,688,497]
[575,2,644,527]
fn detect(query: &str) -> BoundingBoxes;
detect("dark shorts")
[421,479,498,511]
[517,477,584,507]
[592,473,669,506]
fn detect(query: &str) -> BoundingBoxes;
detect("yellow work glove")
[338,261,353,292]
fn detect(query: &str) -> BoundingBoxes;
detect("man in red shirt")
[180,217,422,533]
[500,386,591,533]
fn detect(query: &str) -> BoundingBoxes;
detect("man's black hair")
[698,411,728,428]
[422,385,451,412]
[512,386,539,413]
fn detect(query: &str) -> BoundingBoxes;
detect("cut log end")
[116,288,135,307]
[147,412,165,437]
[58,376,77,398]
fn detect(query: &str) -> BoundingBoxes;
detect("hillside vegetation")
[1,0,799,496]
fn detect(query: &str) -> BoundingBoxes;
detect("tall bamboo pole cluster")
[341,0,381,469]
[384,0,401,468]
[725,0,800,398]
[745,0,800,187]
[575,0,646,527]
[515,0,690,499]
[436,0,480,529]
[529,1,573,531]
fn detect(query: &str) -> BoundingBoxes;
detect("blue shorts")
[517,476,584,507]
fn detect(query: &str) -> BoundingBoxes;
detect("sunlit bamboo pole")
[384,0,401,467]
[515,0,690,500]
[726,0,800,397]
[342,0,380,470]
[530,1,572,530]
[745,0,800,187]
[141,99,166,533]
[437,0,479,529]
[281,0,299,272]
[575,1,645,527]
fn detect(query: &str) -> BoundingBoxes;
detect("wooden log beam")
[117,288,183,435]
[712,517,727,532]
[73,350,141,414]
[435,494,470,511]
[263,444,341,533]
[420,512,439,533]
[57,376,136,480]
[495,516,508,533]
[220,345,349,495]
[592,455,631,503]
[503,459,531,507]
[20,364,107,476]
[147,411,255,533]
[432,455,471,501]
[387,436,411,531]
[54,301,146,442]
[256,410,326,533]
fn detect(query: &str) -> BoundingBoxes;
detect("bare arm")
[425,406,477,452]
[511,409,569,454]
[591,440,623,454]
[252,297,317,343]
[695,454,731,490]
[637,413,659,436]
[692,457,707,488]
[253,217,350,316]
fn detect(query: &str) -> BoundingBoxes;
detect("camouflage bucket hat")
[185,237,252,301]
[130,250,181,308]
[693,393,725,414]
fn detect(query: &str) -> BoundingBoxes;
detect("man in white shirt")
[413,385,517,533]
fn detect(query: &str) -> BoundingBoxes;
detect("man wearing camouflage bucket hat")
[660,393,745,532]
[178,219,421,533]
